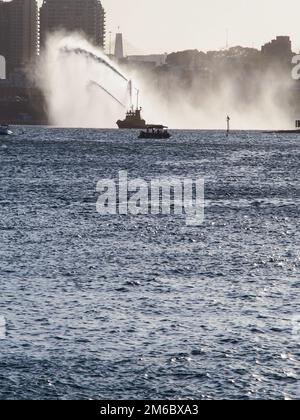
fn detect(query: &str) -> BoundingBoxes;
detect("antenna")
[128,80,133,110]
[226,29,229,50]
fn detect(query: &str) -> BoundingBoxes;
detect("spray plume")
[60,46,128,82]
[33,32,132,127]
[88,80,126,108]
[32,32,294,130]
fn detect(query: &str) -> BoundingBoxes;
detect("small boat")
[139,125,171,139]
[0,125,13,136]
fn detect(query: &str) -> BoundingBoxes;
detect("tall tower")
[0,0,39,78]
[114,33,124,59]
[40,0,106,49]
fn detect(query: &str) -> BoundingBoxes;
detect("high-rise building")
[0,0,39,77]
[40,0,105,48]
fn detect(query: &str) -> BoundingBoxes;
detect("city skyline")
[1,0,300,79]
[103,0,300,54]
[1,0,300,77]
[2,0,300,54]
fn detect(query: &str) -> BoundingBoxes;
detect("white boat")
[0,125,13,136]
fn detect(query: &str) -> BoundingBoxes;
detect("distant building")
[261,36,293,63]
[114,33,124,59]
[128,54,167,67]
[0,0,39,78]
[40,0,105,48]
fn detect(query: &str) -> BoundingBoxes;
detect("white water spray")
[34,32,132,128]
[34,32,294,130]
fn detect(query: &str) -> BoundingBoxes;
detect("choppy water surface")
[0,128,299,400]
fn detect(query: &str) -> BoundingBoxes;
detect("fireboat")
[116,81,146,129]
[117,107,146,129]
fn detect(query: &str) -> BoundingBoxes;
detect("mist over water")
[35,33,294,130]
[133,63,294,130]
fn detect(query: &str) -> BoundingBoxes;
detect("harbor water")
[0,128,299,400]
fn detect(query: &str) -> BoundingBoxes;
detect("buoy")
[226,115,230,137]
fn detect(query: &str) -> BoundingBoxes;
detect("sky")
[102,0,300,54]
[4,0,300,55]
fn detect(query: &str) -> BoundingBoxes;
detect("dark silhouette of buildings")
[0,7,299,127]
[0,0,107,125]
[40,0,106,48]
[261,36,293,63]
[0,0,39,77]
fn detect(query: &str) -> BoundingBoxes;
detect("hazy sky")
[8,0,300,54]
[102,0,300,54]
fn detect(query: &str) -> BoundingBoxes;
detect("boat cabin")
[138,125,171,139]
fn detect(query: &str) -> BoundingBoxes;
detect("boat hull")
[117,120,146,129]
[0,129,13,136]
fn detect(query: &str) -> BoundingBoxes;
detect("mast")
[128,80,133,110]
